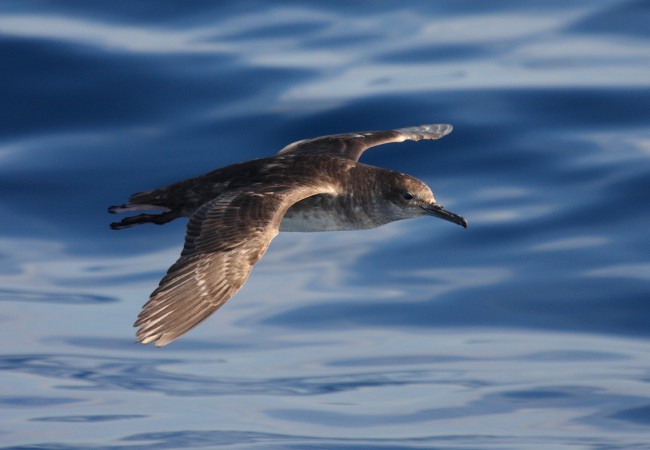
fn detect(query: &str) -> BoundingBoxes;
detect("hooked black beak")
[422,203,468,228]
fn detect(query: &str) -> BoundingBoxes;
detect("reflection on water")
[1,0,650,448]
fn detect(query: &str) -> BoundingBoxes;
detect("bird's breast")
[280,194,384,232]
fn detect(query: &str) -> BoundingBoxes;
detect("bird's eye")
[403,192,414,201]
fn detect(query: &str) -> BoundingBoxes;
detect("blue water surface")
[1,1,650,448]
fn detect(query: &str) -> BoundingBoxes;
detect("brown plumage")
[109,124,467,346]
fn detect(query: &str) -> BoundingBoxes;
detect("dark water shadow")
[567,0,650,38]
[0,352,445,398]
[0,288,117,305]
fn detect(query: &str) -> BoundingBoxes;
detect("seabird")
[109,124,467,346]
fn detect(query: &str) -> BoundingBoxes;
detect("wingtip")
[134,314,180,347]
[438,123,453,136]
[135,331,167,347]
[153,332,175,347]
[396,124,453,141]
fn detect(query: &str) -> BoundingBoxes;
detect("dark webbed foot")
[110,210,181,229]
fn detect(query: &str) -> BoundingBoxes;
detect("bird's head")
[381,173,467,228]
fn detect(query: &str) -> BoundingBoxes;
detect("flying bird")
[109,124,467,346]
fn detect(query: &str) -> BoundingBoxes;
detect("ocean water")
[1,1,650,448]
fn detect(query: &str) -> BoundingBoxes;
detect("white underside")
[280,208,378,232]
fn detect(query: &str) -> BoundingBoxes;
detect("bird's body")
[110,124,467,346]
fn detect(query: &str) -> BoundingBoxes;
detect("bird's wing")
[277,124,453,162]
[135,184,334,346]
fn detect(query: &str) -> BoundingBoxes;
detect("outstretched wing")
[277,124,453,162]
[135,184,334,346]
